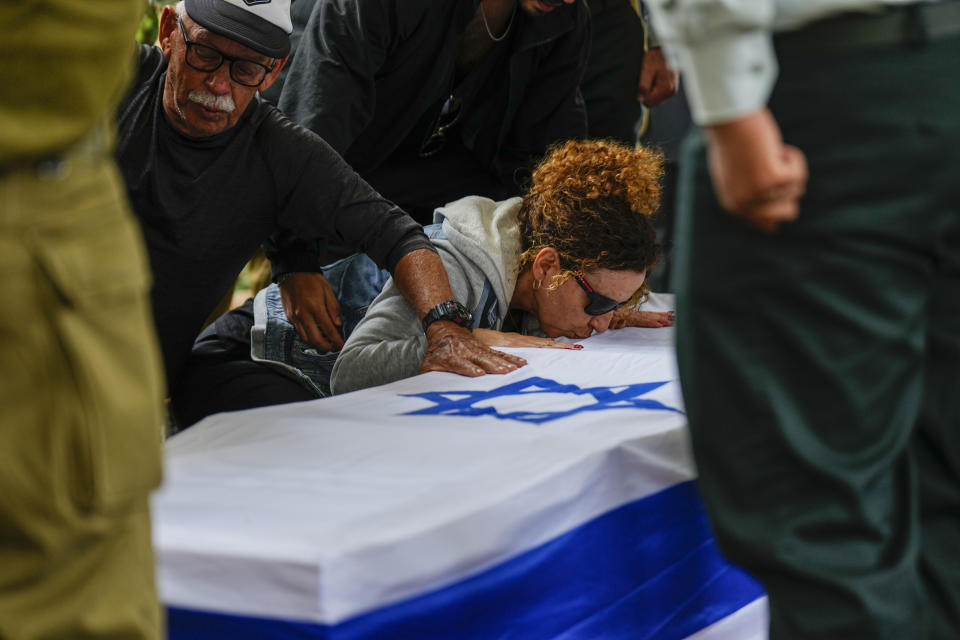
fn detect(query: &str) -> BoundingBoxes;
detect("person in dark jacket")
[268,0,591,224]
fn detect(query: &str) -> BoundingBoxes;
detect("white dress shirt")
[644,0,932,124]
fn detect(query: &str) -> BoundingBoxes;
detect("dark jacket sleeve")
[496,6,591,186]
[276,0,395,156]
[264,109,434,274]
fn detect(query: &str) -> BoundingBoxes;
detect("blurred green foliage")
[136,0,177,45]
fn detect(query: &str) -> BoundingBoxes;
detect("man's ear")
[258,56,289,93]
[531,247,561,283]
[158,6,178,57]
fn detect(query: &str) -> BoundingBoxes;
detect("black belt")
[776,1,960,52]
[0,121,110,179]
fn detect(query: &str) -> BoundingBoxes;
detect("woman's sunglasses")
[571,272,631,316]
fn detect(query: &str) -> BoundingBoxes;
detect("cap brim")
[185,0,290,58]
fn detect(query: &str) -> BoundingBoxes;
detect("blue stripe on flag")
[168,481,764,639]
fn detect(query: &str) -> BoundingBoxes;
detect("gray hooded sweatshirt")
[331,196,526,394]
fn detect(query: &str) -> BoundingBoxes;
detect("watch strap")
[421,300,473,333]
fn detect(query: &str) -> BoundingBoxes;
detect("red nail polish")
[573,344,584,350]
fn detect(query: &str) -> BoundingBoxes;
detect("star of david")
[401,376,683,424]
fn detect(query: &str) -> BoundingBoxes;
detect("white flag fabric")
[153,295,768,639]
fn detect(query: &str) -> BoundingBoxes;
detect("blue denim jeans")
[251,253,391,396]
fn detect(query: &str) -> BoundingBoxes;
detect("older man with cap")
[115,0,526,427]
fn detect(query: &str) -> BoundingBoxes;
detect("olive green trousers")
[673,22,960,640]
[0,153,165,639]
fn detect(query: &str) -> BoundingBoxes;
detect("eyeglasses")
[178,18,273,87]
[571,272,631,316]
[419,95,463,157]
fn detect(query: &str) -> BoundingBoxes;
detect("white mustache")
[187,89,235,113]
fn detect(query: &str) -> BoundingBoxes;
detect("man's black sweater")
[115,45,432,388]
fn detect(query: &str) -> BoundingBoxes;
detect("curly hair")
[516,139,664,300]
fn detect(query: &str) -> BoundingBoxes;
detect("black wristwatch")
[421,300,473,333]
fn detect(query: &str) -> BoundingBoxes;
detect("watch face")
[423,300,473,331]
[442,301,470,325]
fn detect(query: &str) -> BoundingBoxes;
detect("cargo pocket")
[30,173,165,512]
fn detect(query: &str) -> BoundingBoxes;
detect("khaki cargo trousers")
[0,138,166,639]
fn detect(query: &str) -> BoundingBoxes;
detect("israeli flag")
[153,294,768,639]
